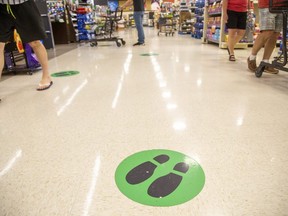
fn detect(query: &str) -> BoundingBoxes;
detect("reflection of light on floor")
[57,79,88,116]
[156,73,163,80]
[124,54,132,74]
[159,81,167,88]
[166,103,178,110]
[112,54,132,108]
[62,86,70,94]
[54,96,60,104]
[197,79,202,87]
[184,64,190,72]
[0,150,22,178]
[112,72,124,109]
[162,91,171,99]
[82,155,101,216]
[237,117,243,126]
[150,56,186,131]
[173,121,186,131]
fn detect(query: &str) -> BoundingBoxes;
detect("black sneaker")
[133,42,145,46]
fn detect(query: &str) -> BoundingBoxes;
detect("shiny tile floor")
[1,28,288,216]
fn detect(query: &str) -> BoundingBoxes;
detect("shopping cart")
[255,0,288,77]
[4,42,41,75]
[90,8,126,47]
[157,13,176,36]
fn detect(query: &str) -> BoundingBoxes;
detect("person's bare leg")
[227,29,237,55]
[28,40,52,89]
[228,29,245,55]
[262,32,279,60]
[251,30,274,56]
[0,42,5,80]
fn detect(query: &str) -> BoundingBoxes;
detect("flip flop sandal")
[229,55,236,61]
[37,81,53,91]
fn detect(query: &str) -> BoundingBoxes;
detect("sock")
[249,55,256,61]
[262,59,269,63]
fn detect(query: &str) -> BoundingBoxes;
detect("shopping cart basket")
[90,8,126,47]
[255,0,288,77]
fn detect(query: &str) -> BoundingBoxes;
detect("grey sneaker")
[247,57,257,72]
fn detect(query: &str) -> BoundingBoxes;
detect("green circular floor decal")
[140,53,159,56]
[51,71,80,77]
[115,149,205,206]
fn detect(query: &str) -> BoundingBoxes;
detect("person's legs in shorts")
[227,10,247,61]
[12,0,52,89]
[248,8,282,73]
[0,4,15,81]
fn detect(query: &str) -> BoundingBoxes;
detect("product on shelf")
[192,0,204,39]
[47,0,65,22]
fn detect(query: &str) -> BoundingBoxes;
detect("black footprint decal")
[126,154,170,185]
[147,162,189,198]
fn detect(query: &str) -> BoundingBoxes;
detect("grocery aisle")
[0,28,288,216]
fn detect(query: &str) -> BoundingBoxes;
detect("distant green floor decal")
[115,149,205,207]
[140,53,159,56]
[51,71,80,77]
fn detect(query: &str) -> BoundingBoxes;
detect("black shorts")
[226,10,247,30]
[0,0,47,43]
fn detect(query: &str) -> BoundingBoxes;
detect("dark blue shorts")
[0,0,47,43]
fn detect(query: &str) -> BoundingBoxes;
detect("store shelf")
[47,1,77,44]
[207,38,219,44]
[208,12,221,16]
[35,0,55,49]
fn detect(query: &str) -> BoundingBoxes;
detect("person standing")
[247,0,282,74]
[121,0,145,46]
[222,0,249,61]
[0,0,53,95]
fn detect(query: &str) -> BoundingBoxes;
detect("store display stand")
[35,0,55,49]
[48,0,77,44]
[178,0,193,34]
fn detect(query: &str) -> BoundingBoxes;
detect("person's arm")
[222,0,228,23]
[120,0,133,10]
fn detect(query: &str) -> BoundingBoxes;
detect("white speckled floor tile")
[1,28,288,216]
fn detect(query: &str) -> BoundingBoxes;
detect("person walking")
[0,0,53,96]
[120,0,145,46]
[222,0,249,61]
[247,0,282,74]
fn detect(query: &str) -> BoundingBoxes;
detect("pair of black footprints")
[125,154,190,198]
